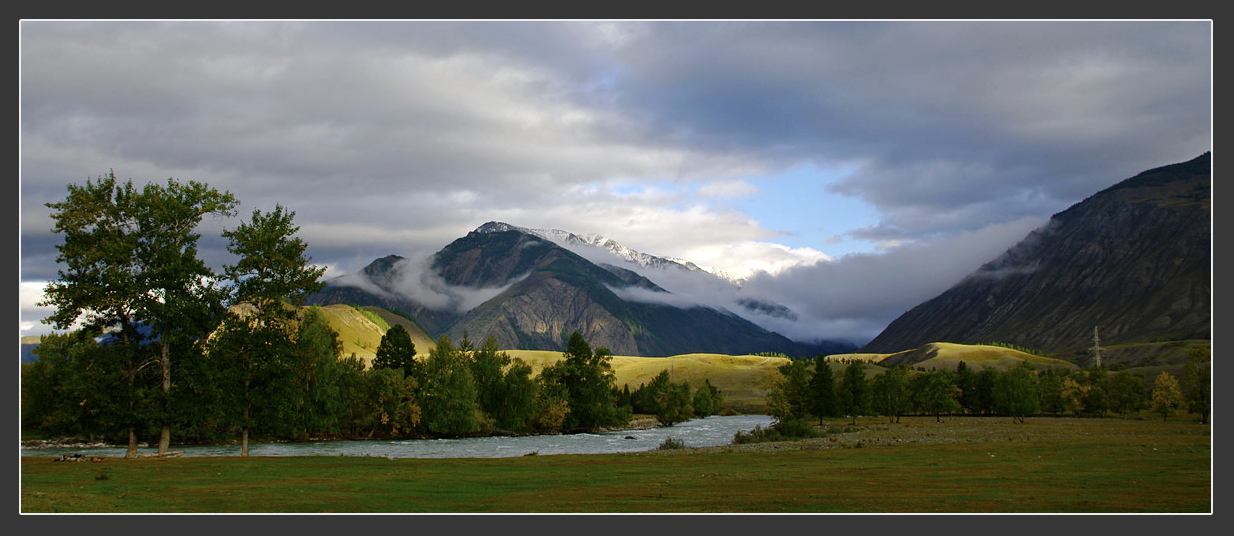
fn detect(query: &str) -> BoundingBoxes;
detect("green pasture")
[21,416,1210,513]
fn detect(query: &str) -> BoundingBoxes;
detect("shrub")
[732,418,822,444]
[658,437,686,450]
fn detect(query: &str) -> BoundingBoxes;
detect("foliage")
[1181,347,1211,424]
[350,305,391,331]
[732,418,821,444]
[373,324,418,380]
[872,365,913,423]
[992,363,1039,423]
[419,335,483,437]
[767,357,811,422]
[837,361,871,425]
[912,369,960,423]
[807,355,839,423]
[1150,371,1183,422]
[692,379,724,418]
[470,337,538,433]
[1105,370,1146,416]
[633,370,694,426]
[539,332,629,431]
[657,437,687,450]
[40,172,239,456]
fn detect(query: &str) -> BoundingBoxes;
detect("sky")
[18,20,1212,345]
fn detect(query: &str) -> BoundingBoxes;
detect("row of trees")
[766,351,1211,426]
[27,173,661,456]
[617,370,725,426]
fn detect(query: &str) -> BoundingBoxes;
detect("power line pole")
[1089,326,1103,368]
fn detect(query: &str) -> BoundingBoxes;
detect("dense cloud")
[20,21,1211,340]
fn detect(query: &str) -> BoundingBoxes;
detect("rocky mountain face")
[311,225,855,357]
[861,153,1211,355]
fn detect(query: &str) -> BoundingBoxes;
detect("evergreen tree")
[373,324,418,380]
[808,355,839,424]
[419,335,482,436]
[767,358,811,422]
[539,332,628,431]
[837,361,871,425]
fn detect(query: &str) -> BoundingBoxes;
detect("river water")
[22,414,774,459]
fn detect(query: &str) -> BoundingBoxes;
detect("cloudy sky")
[19,20,1212,345]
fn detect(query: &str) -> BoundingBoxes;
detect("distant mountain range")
[309,223,855,357]
[861,152,1211,356]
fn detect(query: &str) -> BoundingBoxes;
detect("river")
[22,414,774,459]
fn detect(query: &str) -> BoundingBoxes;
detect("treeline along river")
[22,415,774,459]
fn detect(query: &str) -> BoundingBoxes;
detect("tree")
[992,364,1039,423]
[637,370,693,426]
[373,324,418,379]
[419,335,482,437]
[217,204,325,455]
[872,365,913,423]
[470,337,538,433]
[837,361,871,425]
[1060,378,1090,417]
[1105,370,1146,416]
[913,369,961,423]
[1037,369,1068,416]
[808,355,839,424]
[1150,371,1183,422]
[1181,347,1211,424]
[292,307,346,438]
[693,379,724,418]
[41,172,238,457]
[539,332,627,431]
[767,358,811,422]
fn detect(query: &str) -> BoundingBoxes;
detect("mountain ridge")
[860,152,1211,356]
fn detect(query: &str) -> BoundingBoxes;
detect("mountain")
[311,224,855,357]
[861,152,1211,355]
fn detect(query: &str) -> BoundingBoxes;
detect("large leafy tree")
[992,364,1040,423]
[872,365,913,424]
[1150,371,1184,422]
[41,172,237,456]
[912,368,961,423]
[217,204,325,455]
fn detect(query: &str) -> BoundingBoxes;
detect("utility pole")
[1089,326,1103,368]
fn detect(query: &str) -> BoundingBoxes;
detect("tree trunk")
[122,326,138,459]
[242,384,250,457]
[158,341,171,455]
[126,427,138,459]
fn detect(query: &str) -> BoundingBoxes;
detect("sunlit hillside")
[834,342,1079,371]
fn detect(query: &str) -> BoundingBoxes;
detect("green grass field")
[20,416,1210,513]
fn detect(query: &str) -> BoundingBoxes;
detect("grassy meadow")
[20,415,1210,513]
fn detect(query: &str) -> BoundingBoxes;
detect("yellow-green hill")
[841,342,1078,371]
[506,350,790,412]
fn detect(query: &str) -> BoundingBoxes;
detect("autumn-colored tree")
[1150,371,1183,422]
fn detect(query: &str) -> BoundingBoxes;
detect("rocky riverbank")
[21,437,143,450]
